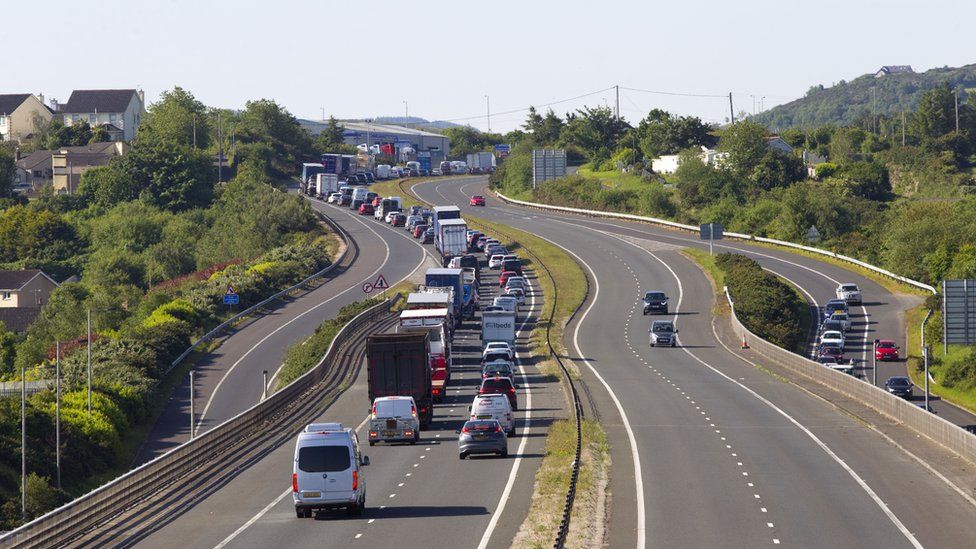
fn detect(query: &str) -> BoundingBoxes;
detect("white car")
[830,311,852,332]
[504,277,526,292]
[482,342,514,360]
[488,254,505,269]
[385,211,398,223]
[819,330,845,348]
[470,394,515,436]
[327,192,342,204]
[292,423,369,518]
[504,287,525,305]
[492,296,518,313]
[367,396,420,445]
[836,283,862,305]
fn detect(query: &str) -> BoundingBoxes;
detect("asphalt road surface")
[412,176,976,548]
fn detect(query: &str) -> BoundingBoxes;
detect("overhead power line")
[440,86,616,123]
[620,86,728,99]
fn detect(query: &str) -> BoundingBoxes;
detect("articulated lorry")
[399,309,452,403]
[366,333,433,426]
[425,268,464,324]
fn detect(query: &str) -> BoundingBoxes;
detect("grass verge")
[905,305,976,414]
[683,248,728,316]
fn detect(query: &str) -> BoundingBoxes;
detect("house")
[0,94,54,142]
[60,89,145,141]
[0,270,59,334]
[766,136,795,154]
[13,149,55,192]
[875,65,914,78]
[651,154,681,175]
[51,141,127,194]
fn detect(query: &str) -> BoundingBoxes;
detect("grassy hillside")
[754,63,976,130]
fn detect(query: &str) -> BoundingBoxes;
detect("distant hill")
[373,116,461,131]
[753,63,976,130]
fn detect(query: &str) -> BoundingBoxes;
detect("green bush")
[716,253,807,351]
[941,347,976,389]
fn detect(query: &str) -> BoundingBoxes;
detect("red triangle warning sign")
[374,274,389,289]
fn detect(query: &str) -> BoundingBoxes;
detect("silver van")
[293,423,369,518]
[368,396,420,445]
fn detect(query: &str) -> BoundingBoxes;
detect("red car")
[358,203,375,215]
[412,223,428,238]
[499,270,518,287]
[875,339,900,361]
[470,195,486,206]
[392,213,407,227]
[371,196,383,207]
[479,376,517,410]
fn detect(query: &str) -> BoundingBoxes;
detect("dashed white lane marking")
[368,518,375,524]
[355,534,363,539]
[774,539,781,544]
[388,494,396,498]
[761,508,767,513]
[413,463,419,467]
[405,473,411,477]
[398,483,404,487]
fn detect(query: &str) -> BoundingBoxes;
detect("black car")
[351,199,364,210]
[642,291,669,315]
[338,195,352,206]
[365,192,378,203]
[884,376,913,399]
[362,172,375,184]
[410,205,423,216]
[501,259,523,276]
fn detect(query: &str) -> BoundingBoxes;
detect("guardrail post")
[262,370,268,401]
[923,346,930,410]
[189,370,195,440]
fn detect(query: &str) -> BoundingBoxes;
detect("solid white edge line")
[633,241,923,549]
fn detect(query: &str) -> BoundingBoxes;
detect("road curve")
[414,176,976,548]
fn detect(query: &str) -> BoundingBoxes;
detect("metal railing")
[0,295,397,548]
[724,287,976,464]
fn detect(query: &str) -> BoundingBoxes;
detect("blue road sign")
[223,294,239,305]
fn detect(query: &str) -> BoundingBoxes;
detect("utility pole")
[192,114,197,149]
[955,90,960,133]
[615,85,620,119]
[923,346,930,411]
[751,95,756,116]
[485,95,491,133]
[728,93,735,124]
[87,308,92,415]
[872,339,878,386]
[872,87,877,133]
[21,356,26,522]
[189,370,195,440]
[55,341,61,490]
[902,111,906,147]
[403,100,408,118]
[321,107,325,121]
[217,112,224,184]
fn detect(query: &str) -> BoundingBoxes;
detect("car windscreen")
[298,445,351,472]
[888,378,911,387]
[645,292,665,300]
[841,285,858,291]
[653,323,673,333]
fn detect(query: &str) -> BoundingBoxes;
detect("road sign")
[943,279,976,346]
[225,285,237,296]
[807,225,821,243]
[223,293,239,305]
[374,274,389,289]
[699,223,724,240]
[362,282,373,294]
[494,144,511,158]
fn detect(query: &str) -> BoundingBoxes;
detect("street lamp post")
[923,346,930,410]
[21,355,26,521]
[87,308,92,415]
[872,339,879,386]
[55,341,61,490]
[485,95,491,133]
[262,370,268,401]
[189,370,195,440]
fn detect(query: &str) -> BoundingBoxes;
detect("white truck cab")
[293,423,368,518]
[836,283,862,305]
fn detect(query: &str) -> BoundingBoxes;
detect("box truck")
[436,218,468,266]
[366,333,433,426]
[482,310,516,350]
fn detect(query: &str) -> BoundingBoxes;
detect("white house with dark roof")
[875,65,914,78]
[0,93,53,142]
[60,89,145,141]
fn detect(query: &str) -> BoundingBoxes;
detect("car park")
[642,291,669,315]
[367,396,420,445]
[470,394,515,436]
[493,296,518,313]
[875,339,899,361]
[885,376,913,398]
[358,203,374,215]
[412,224,428,238]
[649,320,677,347]
[819,330,845,348]
[479,376,518,410]
[457,419,507,459]
[470,195,486,206]
[489,254,505,269]
[292,423,368,518]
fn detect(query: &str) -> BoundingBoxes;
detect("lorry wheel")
[296,508,304,518]
[500,449,509,458]
[369,441,374,446]
[508,427,516,437]
[459,452,467,460]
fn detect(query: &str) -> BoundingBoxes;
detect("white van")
[368,396,420,445]
[292,423,369,518]
[493,296,518,313]
[470,394,515,436]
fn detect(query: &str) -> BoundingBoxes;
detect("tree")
[910,82,958,142]
[749,151,805,191]
[315,116,346,151]
[0,205,78,263]
[522,106,543,134]
[537,109,564,146]
[77,166,137,207]
[718,120,769,178]
[235,99,315,179]
[138,87,210,148]
[441,126,503,157]
[43,119,94,149]
[674,154,733,208]
[559,106,629,161]
[116,141,214,212]
[637,109,715,158]
[0,148,14,198]
[834,161,890,200]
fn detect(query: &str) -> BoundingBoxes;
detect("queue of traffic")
[292,193,530,518]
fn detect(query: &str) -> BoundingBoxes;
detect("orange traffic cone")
[741,334,749,349]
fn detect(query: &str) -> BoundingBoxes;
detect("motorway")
[412,176,976,548]
[136,194,431,464]
[109,197,561,549]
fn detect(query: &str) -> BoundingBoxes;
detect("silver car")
[458,419,508,459]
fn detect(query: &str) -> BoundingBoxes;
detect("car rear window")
[465,420,497,431]
[878,342,896,348]
[484,352,510,362]
[298,445,351,472]
[375,399,411,418]
[483,378,513,390]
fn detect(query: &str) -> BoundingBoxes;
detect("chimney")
[37,93,44,105]
[50,98,59,112]
[15,147,21,161]
[137,89,145,105]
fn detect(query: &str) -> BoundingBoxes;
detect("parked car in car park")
[875,339,899,361]
[293,423,368,518]
[885,376,913,398]
[649,320,677,347]
[458,420,507,459]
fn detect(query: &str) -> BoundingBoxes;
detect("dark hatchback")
[642,291,669,315]
[458,419,507,459]
[479,377,517,410]
[885,376,914,399]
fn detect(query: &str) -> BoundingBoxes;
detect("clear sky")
[4,0,973,132]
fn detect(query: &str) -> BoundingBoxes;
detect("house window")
[109,113,118,123]
[70,115,79,124]
[89,113,97,124]
[32,170,42,177]
[1,292,10,300]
